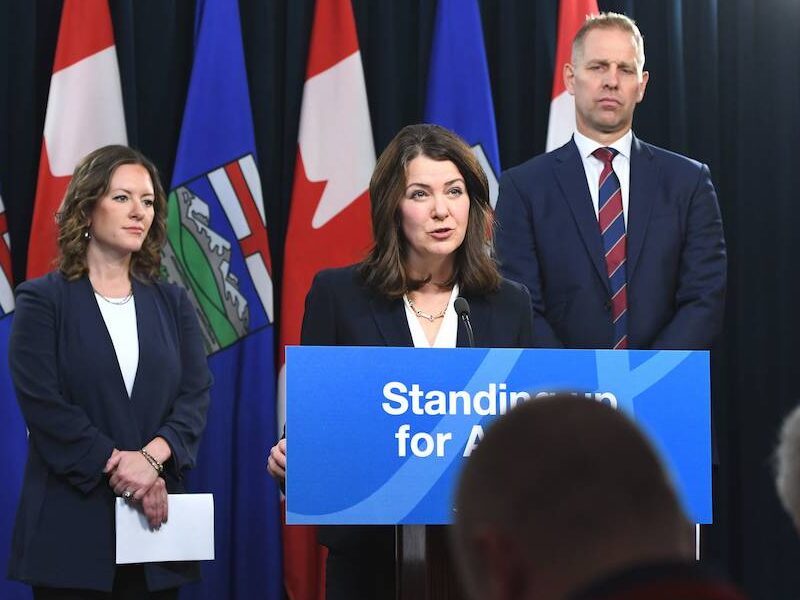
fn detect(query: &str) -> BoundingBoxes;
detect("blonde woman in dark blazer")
[9,145,211,598]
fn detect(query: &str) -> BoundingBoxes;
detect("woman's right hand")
[106,449,159,500]
[140,477,168,529]
[267,438,286,483]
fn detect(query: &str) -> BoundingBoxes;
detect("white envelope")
[115,493,215,564]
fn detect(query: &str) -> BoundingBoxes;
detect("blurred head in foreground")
[452,395,693,600]
[775,405,800,530]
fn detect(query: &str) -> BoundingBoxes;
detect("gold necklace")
[404,294,447,323]
[93,287,133,306]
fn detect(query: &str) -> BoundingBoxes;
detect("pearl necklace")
[404,294,447,323]
[93,287,133,306]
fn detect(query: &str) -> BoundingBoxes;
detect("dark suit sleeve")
[300,272,337,346]
[501,279,535,349]
[9,281,115,494]
[154,287,212,474]
[517,284,535,348]
[495,170,564,348]
[649,165,727,349]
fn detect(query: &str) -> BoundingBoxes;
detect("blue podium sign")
[285,347,711,525]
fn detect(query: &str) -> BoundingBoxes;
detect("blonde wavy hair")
[56,145,167,281]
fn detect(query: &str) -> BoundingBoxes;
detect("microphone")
[454,297,475,348]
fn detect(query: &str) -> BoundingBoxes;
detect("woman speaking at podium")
[268,124,534,599]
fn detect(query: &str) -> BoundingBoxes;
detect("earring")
[84,229,91,239]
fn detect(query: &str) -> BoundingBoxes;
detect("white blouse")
[94,293,139,398]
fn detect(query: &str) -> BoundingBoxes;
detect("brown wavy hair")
[57,145,167,281]
[358,124,501,298]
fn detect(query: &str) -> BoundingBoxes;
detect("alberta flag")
[0,191,29,600]
[424,0,500,207]
[166,0,281,598]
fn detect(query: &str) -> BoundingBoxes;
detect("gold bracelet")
[140,448,164,474]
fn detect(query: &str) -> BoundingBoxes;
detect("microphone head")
[454,297,470,317]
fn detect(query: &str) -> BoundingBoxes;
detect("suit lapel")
[626,136,658,282]
[554,140,610,293]
[81,276,134,402]
[128,278,150,404]
[457,293,493,347]
[79,276,141,444]
[370,294,413,347]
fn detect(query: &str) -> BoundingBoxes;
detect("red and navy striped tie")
[593,147,628,349]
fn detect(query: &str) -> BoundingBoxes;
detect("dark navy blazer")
[495,136,727,350]
[298,264,534,599]
[8,273,212,591]
[301,265,535,350]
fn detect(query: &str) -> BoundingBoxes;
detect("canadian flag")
[545,0,599,152]
[279,0,376,598]
[27,0,127,278]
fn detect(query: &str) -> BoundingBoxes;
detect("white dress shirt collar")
[573,128,633,160]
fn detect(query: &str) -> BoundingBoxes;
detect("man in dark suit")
[495,12,726,350]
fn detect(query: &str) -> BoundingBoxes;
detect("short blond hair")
[572,12,645,73]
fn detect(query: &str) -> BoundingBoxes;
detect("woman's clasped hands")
[105,448,168,529]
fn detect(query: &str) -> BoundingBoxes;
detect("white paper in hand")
[115,493,214,564]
